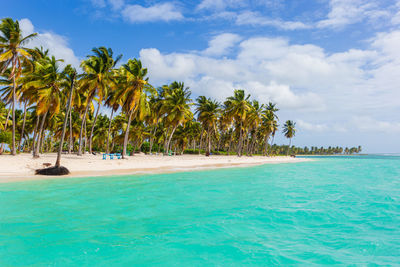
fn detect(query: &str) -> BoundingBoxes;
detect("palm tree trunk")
[216,134,221,152]
[149,125,157,154]
[227,135,232,156]
[89,101,101,154]
[163,126,170,153]
[11,71,16,155]
[106,109,114,154]
[263,135,269,156]
[34,111,48,158]
[122,109,134,159]
[39,131,45,154]
[245,134,250,156]
[68,109,73,154]
[165,125,177,154]
[1,107,11,132]
[56,77,74,167]
[207,129,211,156]
[78,105,89,156]
[237,122,243,157]
[199,131,203,155]
[84,119,87,153]
[268,134,275,156]
[287,138,292,156]
[18,101,28,152]
[0,107,11,154]
[31,115,40,154]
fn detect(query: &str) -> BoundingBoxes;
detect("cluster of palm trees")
[0,17,299,165]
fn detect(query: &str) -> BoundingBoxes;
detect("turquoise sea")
[1,155,399,266]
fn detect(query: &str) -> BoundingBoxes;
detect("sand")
[0,153,310,183]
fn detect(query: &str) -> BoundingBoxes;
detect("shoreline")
[0,153,310,183]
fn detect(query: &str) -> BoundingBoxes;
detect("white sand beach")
[0,153,309,183]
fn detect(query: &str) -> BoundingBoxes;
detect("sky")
[2,0,400,153]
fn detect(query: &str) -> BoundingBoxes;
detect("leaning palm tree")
[283,120,296,156]
[246,100,263,156]
[0,18,37,155]
[161,82,193,154]
[114,59,150,159]
[79,47,121,155]
[24,56,65,157]
[55,65,76,168]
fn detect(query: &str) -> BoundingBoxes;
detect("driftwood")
[35,166,70,176]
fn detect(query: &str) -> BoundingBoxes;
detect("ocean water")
[0,155,399,266]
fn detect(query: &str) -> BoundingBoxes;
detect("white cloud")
[19,18,80,68]
[203,33,242,56]
[140,35,330,111]
[236,11,311,30]
[353,116,400,134]
[197,0,246,10]
[122,3,183,23]
[297,120,329,132]
[317,0,389,29]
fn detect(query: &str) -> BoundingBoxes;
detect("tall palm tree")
[195,96,220,156]
[224,89,251,156]
[114,59,150,158]
[246,100,263,156]
[283,120,296,156]
[261,103,278,156]
[79,47,121,155]
[55,65,76,167]
[0,18,37,155]
[261,112,274,156]
[24,56,65,157]
[161,82,193,154]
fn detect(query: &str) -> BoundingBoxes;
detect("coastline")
[0,153,310,183]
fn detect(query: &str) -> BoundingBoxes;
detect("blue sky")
[2,0,400,153]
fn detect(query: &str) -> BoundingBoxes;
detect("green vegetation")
[0,18,362,162]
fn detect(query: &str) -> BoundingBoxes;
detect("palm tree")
[195,96,220,156]
[246,100,263,156]
[114,59,150,158]
[55,65,76,167]
[24,56,65,157]
[161,82,193,154]
[0,18,37,155]
[283,120,296,156]
[260,112,274,156]
[224,89,251,156]
[79,47,121,155]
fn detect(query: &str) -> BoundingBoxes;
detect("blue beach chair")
[116,153,121,159]
[110,153,114,160]
[102,153,107,160]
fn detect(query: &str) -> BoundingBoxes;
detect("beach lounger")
[103,154,107,160]
[116,153,121,159]
[110,153,114,160]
